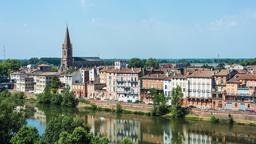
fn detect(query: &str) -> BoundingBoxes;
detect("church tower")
[61,26,73,71]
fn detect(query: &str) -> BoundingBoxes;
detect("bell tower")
[60,25,73,71]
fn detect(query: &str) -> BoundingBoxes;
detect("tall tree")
[128,58,144,68]
[145,58,159,69]
[10,126,40,144]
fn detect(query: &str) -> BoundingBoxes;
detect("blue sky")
[0,0,256,59]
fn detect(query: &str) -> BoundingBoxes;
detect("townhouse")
[225,73,256,110]
[141,73,166,104]
[34,72,59,94]
[106,68,142,102]
[186,70,214,108]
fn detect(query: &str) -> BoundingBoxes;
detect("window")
[165,85,167,89]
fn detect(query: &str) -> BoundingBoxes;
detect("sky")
[0,0,256,59]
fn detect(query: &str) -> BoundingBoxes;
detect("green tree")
[116,102,123,113]
[0,91,25,143]
[37,86,52,104]
[171,86,183,107]
[128,58,144,68]
[61,86,78,107]
[145,58,159,69]
[216,63,225,70]
[119,137,133,144]
[57,127,92,144]
[150,89,169,116]
[51,76,61,94]
[43,115,90,144]
[170,86,188,118]
[10,126,40,144]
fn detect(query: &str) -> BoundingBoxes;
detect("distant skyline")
[0,0,256,59]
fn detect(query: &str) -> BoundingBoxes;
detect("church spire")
[63,25,72,48]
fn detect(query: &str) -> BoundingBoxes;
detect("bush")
[228,114,234,125]
[170,106,188,118]
[116,103,123,114]
[210,115,219,123]
[90,104,97,111]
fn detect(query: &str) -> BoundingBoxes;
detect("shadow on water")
[28,104,256,144]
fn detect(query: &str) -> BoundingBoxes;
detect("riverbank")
[164,109,256,126]
[77,100,151,116]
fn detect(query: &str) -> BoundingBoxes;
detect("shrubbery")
[37,86,78,107]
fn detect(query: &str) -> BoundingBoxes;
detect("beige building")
[15,77,34,92]
[34,72,59,94]
[87,83,106,99]
[106,68,142,102]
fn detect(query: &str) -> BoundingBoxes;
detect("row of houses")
[10,62,256,111]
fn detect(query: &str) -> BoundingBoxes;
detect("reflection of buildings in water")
[142,133,162,144]
[183,130,213,144]
[87,115,141,143]
[33,107,46,124]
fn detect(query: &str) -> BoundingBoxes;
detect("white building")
[187,71,214,99]
[60,70,83,89]
[106,68,141,102]
[114,60,127,70]
[171,74,188,97]
[15,77,34,92]
[34,72,59,94]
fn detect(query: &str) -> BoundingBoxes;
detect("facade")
[87,83,106,99]
[114,60,127,70]
[72,83,87,99]
[34,72,59,94]
[60,70,83,89]
[186,70,214,108]
[225,74,256,110]
[212,69,237,108]
[81,69,90,83]
[141,74,166,104]
[106,68,142,102]
[15,77,34,92]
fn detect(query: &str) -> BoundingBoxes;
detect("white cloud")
[209,10,256,31]
[209,17,238,30]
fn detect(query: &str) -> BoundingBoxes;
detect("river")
[27,105,256,144]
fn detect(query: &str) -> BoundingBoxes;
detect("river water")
[27,105,256,144]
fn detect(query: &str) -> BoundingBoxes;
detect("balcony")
[237,87,249,96]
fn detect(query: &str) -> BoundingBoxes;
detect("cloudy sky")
[0,0,256,59]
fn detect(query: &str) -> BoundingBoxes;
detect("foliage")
[145,58,159,69]
[37,86,78,107]
[171,86,183,107]
[90,103,98,110]
[150,89,169,116]
[0,59,21,81]
[201,64,214,70]
[43,115,90,144]
[61,86,78,107]
[240,58,256,66]
[216,63,225,70]
[0,91,26,143]
[56,127,92,144]
[50,76,61,94]
[169,86,189,118]
[116,102,123,113]
[28,57,61,66]
[210,115,219,124]
[10,126,40,144]
[118,137,133,144]
[128,58,144,68]
[228,114,234,125]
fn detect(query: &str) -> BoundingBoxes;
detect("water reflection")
[28,105,256,144]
